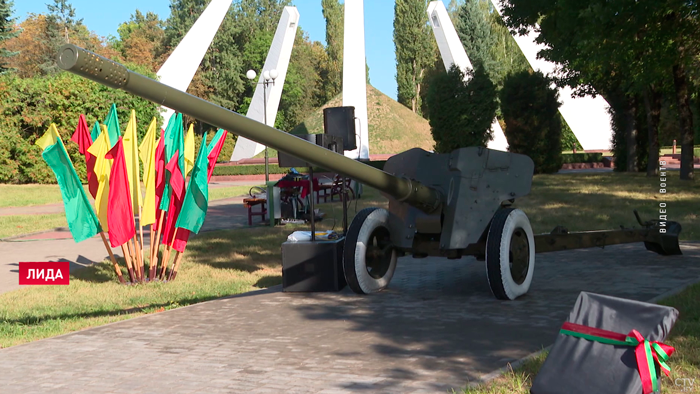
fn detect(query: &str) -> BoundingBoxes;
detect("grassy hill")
[287,85,435,155]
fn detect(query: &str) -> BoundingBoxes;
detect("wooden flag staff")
[149,211,166,281]
[138,207,145,279]
[168,250,185,281]
[159,228,179,280]
[120,244,136,283]
[99,232,125,284]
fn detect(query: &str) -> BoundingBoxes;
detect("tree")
[394,0,434,114]
[456,0,496,75]
[425,64,497,152]
[322,0,343,100]
[501,0,698,180]
[500,70,563,174]
[0,0,18,74]
[115,10,164,71]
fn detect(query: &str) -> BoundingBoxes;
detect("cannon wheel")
[343,207,398,294]
[486,208,535,300]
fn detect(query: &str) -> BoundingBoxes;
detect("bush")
[500,70,563,174]
[560,153,604,164]
[425,64,497,153]
[0,67,161,183]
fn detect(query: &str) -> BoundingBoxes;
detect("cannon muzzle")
[57,44,443,214]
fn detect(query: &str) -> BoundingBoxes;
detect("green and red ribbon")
[560,322,675,394]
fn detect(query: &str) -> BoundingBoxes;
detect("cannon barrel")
[56,44,443,214]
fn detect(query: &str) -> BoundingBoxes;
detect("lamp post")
[247,68,278,183]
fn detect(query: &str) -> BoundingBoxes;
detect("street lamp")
[247,68,278,183]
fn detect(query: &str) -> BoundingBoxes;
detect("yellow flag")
[139,117,159,226]
[35,124,60,151]
[87,127,112,231]
[123,109,142,212]
[184,123,195,177]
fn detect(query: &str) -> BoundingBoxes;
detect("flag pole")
[126,240,139,282]
[159,228,179,280]
[150,211,165,281]
[129,237,143,283]
[168,251,185,281]
[99,232,125,284]
[138,207,145,278]
[120,244,136,283]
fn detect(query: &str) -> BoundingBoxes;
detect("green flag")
[90,121,101,142]
[176,140,209,234]
[160,113,185,211]
[207,129,225,152]
[36,124,101,243]
[104,103,121,148]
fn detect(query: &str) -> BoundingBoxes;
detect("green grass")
[208,184,264,201]
[0,185,89,208]
[0,214,68,239]
[290,85,436,154]
[457,282,700,393]
[514,172,699,241]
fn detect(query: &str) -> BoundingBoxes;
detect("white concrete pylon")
[426,1,509,152]
[490,0,613,151]
[230,6,300,161]
[156,0,233,126]
[342,0,370,160]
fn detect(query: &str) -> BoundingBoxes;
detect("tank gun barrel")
[56,44,442,214]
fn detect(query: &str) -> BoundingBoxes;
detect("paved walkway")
[0,242,698,393]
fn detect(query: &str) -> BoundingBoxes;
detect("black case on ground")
[531,292,679,394]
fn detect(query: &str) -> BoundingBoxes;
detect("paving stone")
[0,243,698,394]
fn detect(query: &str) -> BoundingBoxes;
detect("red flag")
[70,114,99,198]
[207,130,228,182]
[172,130,229,252]
[105,138,135,247]
[161,151,185,247]
[153,130,166,232]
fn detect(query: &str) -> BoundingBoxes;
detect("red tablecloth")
[276,178,320,199]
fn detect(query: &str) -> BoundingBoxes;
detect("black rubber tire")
[486,208,535,300]
[343,207,398,294]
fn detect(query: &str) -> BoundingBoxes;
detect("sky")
[13,0,455,101]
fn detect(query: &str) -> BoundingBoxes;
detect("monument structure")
[490,1,613,151]
[231,7,300,161]
[342,0,371,160]
[426,1,509,152]
[156,0,233,126]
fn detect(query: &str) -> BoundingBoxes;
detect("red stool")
[243,198,267,226]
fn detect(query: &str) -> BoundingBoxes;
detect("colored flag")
[153,130,166,231]
[161,151,186,248]
[207,129,228,182]
[122,109,142,211]
[70,114,99,199]
[159,113,184,212]
[36,124,101,243]
[139,117,159,226]
[90,121,101,142]
[173,138,210,252]
[184,123,195,177]
[87,126,112,231]
[104,103,121,149]
[105,138,135,247]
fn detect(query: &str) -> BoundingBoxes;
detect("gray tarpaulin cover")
[531,291,678,394]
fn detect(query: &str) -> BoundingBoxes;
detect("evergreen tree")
[426,64,497,152]
[0,0,18,74]
[321,0,343,100]
[40,0,83,74]
[394,0,433,114]
[500,70,563,174]
[456,0,496,75]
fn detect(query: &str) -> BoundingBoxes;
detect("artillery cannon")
[57,44,681,299]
